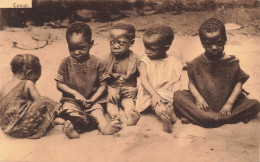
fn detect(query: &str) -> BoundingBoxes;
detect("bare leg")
[121,98,141,126]
[107,102,120,120]
[91,109,121,135]
[63,120,80,139]
[155,103,173,133]
[165,103,177,124]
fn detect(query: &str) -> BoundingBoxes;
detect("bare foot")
[63,120,80,139]
[111,114,120,121]
[52,117,66,125]
[242,118,250,123]
[181,117,190,124]
[165,103,177,124]
[101,117,121,135]
[161,111,173,133]
[126,109,141,126]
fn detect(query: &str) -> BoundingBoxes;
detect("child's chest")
[112,58,129,75]
[68,61,98,80]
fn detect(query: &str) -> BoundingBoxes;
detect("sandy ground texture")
[0,9,260,162]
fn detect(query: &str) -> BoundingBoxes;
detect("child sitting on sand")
[55,21,121,138]
[0,54,61,139]
[106,23,141,126]
[136,24,183,133]
[174,18,260,127]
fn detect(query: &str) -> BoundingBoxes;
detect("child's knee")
[122,98,135,110]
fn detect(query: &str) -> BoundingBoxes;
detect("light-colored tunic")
[136,55,183,112]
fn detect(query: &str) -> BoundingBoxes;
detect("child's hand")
[151,94,162,109]
[74,92,87,103]
[83,99,93,109]
[220,102,233,116]
[195,97,209,111]
[121,87,138,98]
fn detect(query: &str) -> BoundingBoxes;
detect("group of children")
[0,18,259,139]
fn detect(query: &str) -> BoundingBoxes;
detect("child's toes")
[101,121,121,135]
[181,117,190,124]
[63,120,80,139]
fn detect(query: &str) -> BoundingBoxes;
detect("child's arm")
[138,61,162,108]
[188,80,209,111]
[220,81,242,116]
[56,81,87,103]
[25,80,41,101]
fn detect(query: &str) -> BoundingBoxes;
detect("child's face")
[143,34,167,60]
[201,30,226,60]
[110,29,133,57]
[67,33,93,61]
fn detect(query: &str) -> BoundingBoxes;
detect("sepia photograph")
[0,0,259,161]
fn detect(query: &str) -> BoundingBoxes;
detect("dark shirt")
[56,55,108,103]
[106,50,139,88]
[187,54,249,112]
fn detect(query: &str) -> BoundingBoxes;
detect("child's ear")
[25,70,32,78]
[90,40,94,47]
[130,39,135,47]
[164,45,170,51]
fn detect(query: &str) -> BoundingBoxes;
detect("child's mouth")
[113,52,121,55]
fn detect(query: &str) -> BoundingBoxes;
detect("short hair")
[111,23,135,40]
[199,18,227,42]
[144,23,174,46]
[66,21,92,42]
[11,54,41,74]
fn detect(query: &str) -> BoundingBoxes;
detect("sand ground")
[0,11,260,162]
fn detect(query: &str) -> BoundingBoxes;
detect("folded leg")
[121,98,141,126]
[174,90,225,128]
[154,103,173,133]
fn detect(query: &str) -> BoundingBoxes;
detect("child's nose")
[74,50,81,55]
[113,43,120,49]
[211,45,217,50]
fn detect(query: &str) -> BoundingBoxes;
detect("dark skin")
[0,70,41,101]
[56,33,106,108]
[108,29,137,103]
[139,34,170,108]
[189,29,242,116]
[56,33,122,135]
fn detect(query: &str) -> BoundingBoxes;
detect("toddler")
[0,54,60,139]
[106,23,141,126]
[136,24,183,133]
[55,21,121,138]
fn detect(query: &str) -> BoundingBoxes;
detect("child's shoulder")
[89,54,104,63]
[129,50,139,62]
[189,54,203,64]
[168,55,182,63]
[89,55,107,68]
[59,56,73,65]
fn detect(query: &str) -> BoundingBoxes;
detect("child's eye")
[118,41,126,46]
[69,46,88,51]
[216,42,224,46]
[110,41,115,45]
[110,40,126,46]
